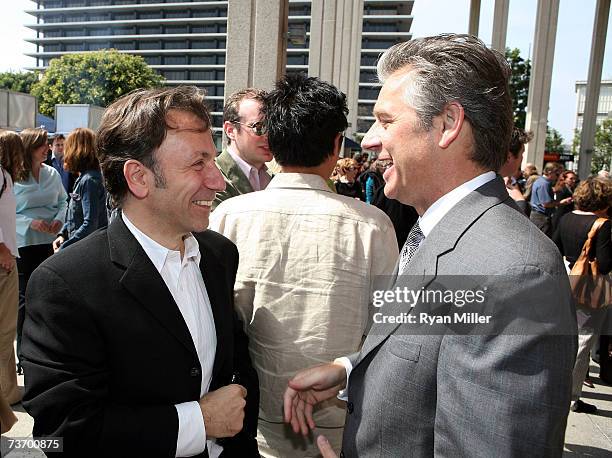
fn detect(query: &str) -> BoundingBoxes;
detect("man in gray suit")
[284,34,577,457]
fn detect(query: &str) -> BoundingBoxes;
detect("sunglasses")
[232,121,267,136]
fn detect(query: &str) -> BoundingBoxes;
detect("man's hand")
[199,384,247,438]
[283,362,347,436]
[560,197,573,206]
[30,219,50,233]
[317,435,338,458]
[48,220,63,234]
[53,236,65,253]
[0,243,14,272]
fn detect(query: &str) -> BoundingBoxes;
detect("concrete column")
[309,0,364,137]
[469,0,481,37]
[524,0,560,171]
[578,0,610,178]
[225,0,289,96]
[491,0,510,52]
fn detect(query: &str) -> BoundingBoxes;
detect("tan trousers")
[571,307,608,401]
[257,418,343,458]
[0,262,20,404]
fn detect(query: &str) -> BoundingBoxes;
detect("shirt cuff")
[334,357,353,402]
[175,401,206,457]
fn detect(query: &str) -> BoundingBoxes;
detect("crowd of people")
[0,32,610,457]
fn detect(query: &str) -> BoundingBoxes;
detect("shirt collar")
[121,212,201,273]
[266,172,333,192]
[227,145,267,177]
[419,171,496,237]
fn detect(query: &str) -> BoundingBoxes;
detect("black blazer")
[21,217,259,457]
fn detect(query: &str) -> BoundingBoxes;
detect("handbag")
[569,217,612,310]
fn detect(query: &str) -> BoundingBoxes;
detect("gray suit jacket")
[341,176,577,457]
[213,150,272,210]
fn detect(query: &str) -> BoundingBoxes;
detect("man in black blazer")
[21,86,259,457]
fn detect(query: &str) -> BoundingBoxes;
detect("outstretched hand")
[283,362,347,436]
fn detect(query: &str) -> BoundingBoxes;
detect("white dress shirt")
[227,146,271,191]
[336,171,497,395]
[122,213,221,458]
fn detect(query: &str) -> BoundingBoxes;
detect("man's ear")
[333,133,343,159]
[224,121,237,142]
[123,159,150,199]
[437,102,464,149]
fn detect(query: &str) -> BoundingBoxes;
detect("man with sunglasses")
[213,88,273,209]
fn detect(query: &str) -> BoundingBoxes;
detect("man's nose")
[361,123,382,151]
[205,163,226,192]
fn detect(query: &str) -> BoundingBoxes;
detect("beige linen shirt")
[209,173,398,427]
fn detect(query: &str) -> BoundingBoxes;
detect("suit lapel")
[217,150,254,195]
[108,217,198,358]
[357,176,511,362]
[197,235,231,381]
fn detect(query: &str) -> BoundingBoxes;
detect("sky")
[0,0,610,144]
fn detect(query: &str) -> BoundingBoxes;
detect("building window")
[89,43,110,51]
[164,41,188,49]
[44,30,63,38]
[139,12,162,20]
[165,56,187,65]
[113,27,135,35]
[43,44,61,52]
[139,27,162,35]
[166,11,187,19]
[114,13,136,21]
[65,29,85,37]
[166,26,189,34]
[163,71,187,80]
[114,42,135,50]
[89,28,111,36]
[65,43,85,52]
[190,55,216,65]
[144,56,161,65]
[139,41,160,50]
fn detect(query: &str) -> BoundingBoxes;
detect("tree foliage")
[505,48,531,128]
[32,50,164,117]
[545,127,564,154]
[571,120,612,174]
[0,71,40,94]
[589,119,612,174]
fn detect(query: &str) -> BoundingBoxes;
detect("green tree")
[505,48,531,128]
[0,71,40,94]
[545,127,564,154]
[591,119,612,174]
[32,50,164,117]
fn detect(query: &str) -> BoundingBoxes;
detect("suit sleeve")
[433,265,577,457]
[21,265,179,457]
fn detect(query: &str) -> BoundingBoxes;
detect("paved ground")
[2,363,612,457]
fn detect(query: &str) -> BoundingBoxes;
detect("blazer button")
[347,402,354,414]
[340,452,345,458]
[190,367,201,377]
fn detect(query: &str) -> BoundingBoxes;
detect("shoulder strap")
[577,217,609,262]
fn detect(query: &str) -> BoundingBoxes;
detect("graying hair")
[376,34,513,172]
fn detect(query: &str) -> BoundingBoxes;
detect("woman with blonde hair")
[332,157,363,200]
[0,132,25,418]
[14,128,67,373]
[53,128,107,251]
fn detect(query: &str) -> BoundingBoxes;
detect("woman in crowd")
[52,128,107,251]
[332,157,363,200]
[553,176,612,414]
[14,128,67,373]
[0,131,24,409]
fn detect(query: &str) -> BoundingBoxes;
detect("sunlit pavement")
[1,358,611,456]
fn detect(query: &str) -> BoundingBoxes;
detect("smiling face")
[146,110,226,238]
[32,143,49,165]
[361,69,436,208]
[224,98,272,169]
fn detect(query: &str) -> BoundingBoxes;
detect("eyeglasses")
[232,120,267,136]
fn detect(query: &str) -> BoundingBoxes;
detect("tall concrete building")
[25,0,413,138]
